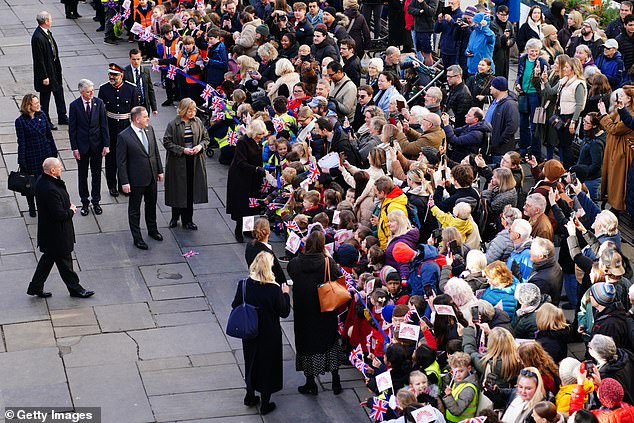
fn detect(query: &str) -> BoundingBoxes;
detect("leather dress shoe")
[80,206,89,216]
[183,222,198,230]
[109,188,119,197]
[70,289,94,298]
[58,118,69,125]
[93,204,103,215]
[28,208,37,218]
[96,26,105,31]
[66,15,77,19]
[149,232,163,241]
[74,13,82,17]
[50,123,58,130]
[168,219,178,228]
[93,16,99,21]
[134,239,149,250]
[27,289,52,298]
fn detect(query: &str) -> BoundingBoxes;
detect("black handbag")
[548,114,567,131]
[8,169,36,196]
[226,279,259,339]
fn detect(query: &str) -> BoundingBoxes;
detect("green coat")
[162,116,209,208]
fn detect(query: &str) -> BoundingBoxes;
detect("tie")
[47,30,58,61]
[139,129,149,153]
[135,68,144,104]
[85,101,91,117]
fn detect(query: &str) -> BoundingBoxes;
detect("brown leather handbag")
[317,257,351,312]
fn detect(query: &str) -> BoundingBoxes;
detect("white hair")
[526,193,547,214]
[511,219,532,241]
[592,210,619,236]
[466,250,487,272]
[368,58,384,73]
[409,106,429,123]
[245,119,267,138]
[453,202,471,219]
[78,79,94,92]
[443,277,475,307]
[531,237,555,259]
[525,38,543,51]
[36,11,51,25]
[275,58,295,76]
[426,87,443,103]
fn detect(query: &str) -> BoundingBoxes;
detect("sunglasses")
[520,369,537,378]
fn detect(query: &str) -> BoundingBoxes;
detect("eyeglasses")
[327,72,336,77]
[358,94,367,99]
[446,74,458,79]
[520,369,537,378]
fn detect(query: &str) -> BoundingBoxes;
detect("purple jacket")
[385,228,420,280]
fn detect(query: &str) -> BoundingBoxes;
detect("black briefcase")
[8,170,36,196]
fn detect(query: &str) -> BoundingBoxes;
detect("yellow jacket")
[378,187,408,249]
[555,380,595,416]
[431,206,473,241]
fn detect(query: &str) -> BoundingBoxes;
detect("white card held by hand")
[410,405,438,423]
[242,216,255,232]
[286,231,302,254]
[434,304,456,317]
[375,369,393,393]
[398,323,420,341]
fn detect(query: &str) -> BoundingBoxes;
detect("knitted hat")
[421,147,441,165]
[324,6,337,17]
[491,76,508,91]
[542,24,557,38]
[514,282,541,307]
[542,159,566,181]
[590,282,616,306]
[335,243,359,267]
[464,6,477,17]
[582,18,598,33]
[256,24,270,37]
[379,265,398,285]
[393,242,417,263]
[598,378,624,409]
[558,357,581,385]
[382,304,395,323]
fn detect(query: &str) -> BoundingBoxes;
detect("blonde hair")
[448,351,472,369]
[19,93,38,115]
[518,366,547,410]
[177,98,197,118]
[257,42,279,61]
[275,58,295,76]
[495,167,517,192]
[387,209,411,239]
[453,202,472,220]
[466,250,487,272]
[237,55,259,79]
[409,370,427,384]
[592,210,619,236]
[249,251,277,284]
[536,303,569,331]
[397,388,418,410]
[245,119,267,138]
[481,327,522,381]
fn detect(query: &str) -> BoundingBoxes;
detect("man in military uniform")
[98,63,138,197]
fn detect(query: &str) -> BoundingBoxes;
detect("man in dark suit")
[27,158,94,299]
[124,49,158,117]
[31,11,68,130]
[117,106,164,250]
[69,79,110,216]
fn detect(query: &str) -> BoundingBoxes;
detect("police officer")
[98,63,138,197]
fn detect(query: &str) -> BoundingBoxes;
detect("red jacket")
[404,0,414,30]
[593,403,634,423]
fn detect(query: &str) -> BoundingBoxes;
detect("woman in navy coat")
[15,93,58,217]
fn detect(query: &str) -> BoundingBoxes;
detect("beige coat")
[234,19,262,57]
[600,113,634,211]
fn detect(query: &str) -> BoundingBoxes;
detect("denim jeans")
[563,273,578,307]
[584,178,601,203]
[519,93,541,159]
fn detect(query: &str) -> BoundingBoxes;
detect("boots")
[27,195,36,218]
[298,376,318,395]
[332,371,342,395]
[234,221,244,243]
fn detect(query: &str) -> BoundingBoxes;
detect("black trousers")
[95,0,104,25]
[129,181,158,241]
[39,86,68,123]
[77,149,103,205]
[65,0,79,16]
[172,156,194,224]
[29,253,82,294]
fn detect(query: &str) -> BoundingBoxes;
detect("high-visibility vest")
[134,6,152,28]
[158,37,179,59]
[445,382,478,423]
[175,51,200,84]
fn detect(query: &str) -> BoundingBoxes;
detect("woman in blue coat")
[466,13,496,76]
[481,260,519,319]
[15,93,58,217]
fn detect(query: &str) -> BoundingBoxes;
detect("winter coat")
[374,85,399,114]
[234,18,263,57]
[278,42,299,60]
[433,186,481,218]
[267,72,301,101]
[536,328,570,363]
[311,38,339,64]
[399,125,446,159]
[446,83,472,128]
[526,255,563,304]
[245,240,286,286]
[462,326,516,389]
[570,132,606,182]
[385,228,421,280]
[491,17,515,78]
[481,278,519,319]
[593,403,634,423]
[466,71,494,109]
[616,31,634,80]
[330,75,357,122]
[515,55,549,91]
[226,136,264,220]
[204,41,229,87]
[506,240,533,281]
[516,22,540,54]
[565,34,604,62]
[444,120,492,162]
[466,14,496,75]
[488,93,519,156]
[34,173,75,256]
[408,0,438,33]
[606,17,625,40]
[378,186,409,249]
[434,8,464,57]
[162,116,209,209]
[486,229,514,263]
[596,52,625,89]
[544,2,565,31]
[487,307,513,332]
[599,112,634,211]
[15,112,58,176]
[232,278,291,395]
[387,0,406,46]
[512,307,538,340]
[598,348,634,405]
[343,8,371,56]
[591,303,632,351]
[31,27,63,92]
[442,372,479,421]
[491,0,519,24]
[482,187,517,215]
[287,253,343,355]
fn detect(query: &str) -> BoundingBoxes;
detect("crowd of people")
[17,0,634,421]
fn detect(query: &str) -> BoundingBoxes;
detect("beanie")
[590,282,616,306]
[583,18,598,33]
[542,24,557,38]
[256,24,270,37]
[335,243,359,267]
[379,265,398,285]
[514,282,541,307]
[382,304,395,323]
[491,76,508,91]
[464,6,477,17]
[324,6,337,17]
[598,378,625,409]
[543,159,566,182]
[558,357,581,385]
[393,242,417,263]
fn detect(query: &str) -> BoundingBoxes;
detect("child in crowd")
[441,352,479,423]
[430,199,474,243]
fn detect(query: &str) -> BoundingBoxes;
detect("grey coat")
[163,116,209,208]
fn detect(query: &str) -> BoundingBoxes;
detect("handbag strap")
[323,256,330,283]
[241,279,248,305]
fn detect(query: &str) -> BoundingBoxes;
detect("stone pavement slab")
[94,303,155,332]
[141,364,244,396]
[149,282,204,300]
[0,269,49,325]
[154,310,215,327]
[149,389,258,422]
[3,320,55,352]
[62,332,139,368]
[139,262,196,287]
[0,217,33,254]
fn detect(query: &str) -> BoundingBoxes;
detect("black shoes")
[161,99,173,107]
[27,288,52,298]
[93,16,99,21]
[74,13,82,18]
[243,394,260,407]
[96,26,104,32]
[28,208,36,218]
[149,232,163,241]
[168,219,178,228]
[80,205,89,216]
[183,222,198,230]
[70,289,94,298]
[66,15,77,19]
[50,123,58,130]
[93,204,103,215]
[109,188,119,197]
[260,402,276,415]
[103,37,117,45]
[134,239,149,250]
[58,118,69,125]
[298,382,318,395]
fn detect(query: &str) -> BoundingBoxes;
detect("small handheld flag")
[369,397,389,422]
[227,130,239,146]
[166,65,177,80]
[248,198,260,208]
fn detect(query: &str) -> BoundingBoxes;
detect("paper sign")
[388,394,398,410]
[130,22,144,35]
[332,210,341,225]
[366,279,375,295]
[300,178,311,191]
[411,405,438,423]
[318,151,341,169]
[399,323,421,341]
[435,304,456,317]
[242,216,255,232]
[122,0,131,9]
[286,231,302,254]
[325,242,334,256]
[375,369,393,393]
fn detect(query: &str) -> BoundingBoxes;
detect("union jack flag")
[404,306,418,324]
[306,131,313,142]
[307,162,320,182]
[272,117,284,133]
[183,59,195,72]
[349,344,363,363]
[122,8,131,20]
[285,220,299,232]
[211,96,223,111]
[459,417,488,423]
[267,203,278,211]
[195,0,204,6]
[166,65,177,80]
[201,85,213,102]
[260,179,272,193]
[370,397,389,422]
[338,319,344,335]
[110,13,121,24]
[140,28,155,41]
[213,111,224,121]
[151,63,160,72]
[340,267,355,290]
[248,198,260,208]
[227,130,239,146]
[366,333,373,352]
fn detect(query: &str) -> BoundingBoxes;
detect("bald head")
[42,157,62,176]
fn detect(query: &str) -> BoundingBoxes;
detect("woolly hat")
[464,6,477,17]
[421,146,441,165]
[382,304,395,323]
[256,24,270,37]
[324,6,337,17]
[514,282,541,307]
[542,24,557,38]
[590,282,616,306]
[543,159,566,181]
[491,76,508,91]
[393,242,417,263]
[335,243,359,267]
[379,265,398,285]
[582,18,598,33]
[558,357,581,385]
[598,378,624,409]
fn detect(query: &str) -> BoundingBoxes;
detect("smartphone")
[441,6,452,15]
[440,154,446,164]
[440,168,446,180]
[396,100,406,112]
[431,228,443,240]
[421,316,433,330]
[424,284,434,298]
[570,210,577,223]
[339,152,344,166]
[570,172,578,185]
[585,361,595,376]
[471,306,479,323]
[448,240,460,256]
[484,374,497,391]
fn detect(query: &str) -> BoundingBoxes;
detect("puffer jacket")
[506,240,533,281]
[526,255,563,304]
[598,348,634,405]
[466,13,496,75]
[596,51,625,89]
[486,229,514,263]
[489,92,519,156]
[311,37,339,64]
[481,277,519,320]
[444,120,492,162]
[385,228,421,280]
[570,132,606,182]
[378,186,409,249]
[512,296,547,339]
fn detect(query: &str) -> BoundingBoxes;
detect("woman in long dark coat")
[163,98,209,230]
[15,93,58,217]
[226,119,267,242]
[246,217,286,285]
[231,251,291,415]
[287,230,344,396]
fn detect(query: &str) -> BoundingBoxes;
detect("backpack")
[406,202,422,229]
[407,254,447,296]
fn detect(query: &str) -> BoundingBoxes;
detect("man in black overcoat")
[27,158,94,298]
[31,11,68,130]
[124,49,158,117]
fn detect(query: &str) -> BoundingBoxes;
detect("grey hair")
[588,334,617,362]
[531,237,555,259]
[511,218,532,241]
[526,193,547,213]
[386,46,400,56]
[409,106,429,123]
[446,65,463,77]
[77,79,94,92]
[525,38,543,52]
[370,116,387,132]
[426,87,443,103]
[36,11,51,25]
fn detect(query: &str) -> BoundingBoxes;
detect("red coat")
[593,403,634,423]
[404,0,415,30]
